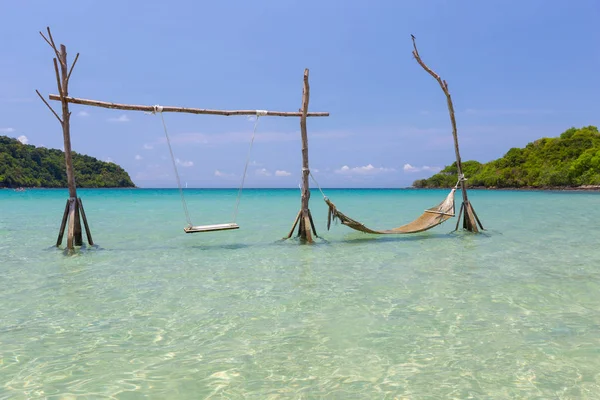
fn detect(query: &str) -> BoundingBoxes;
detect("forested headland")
[0,136,135,188]
[414,126,600,189]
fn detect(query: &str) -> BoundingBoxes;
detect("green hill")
[413,126,600,189]
[0,136,135,188]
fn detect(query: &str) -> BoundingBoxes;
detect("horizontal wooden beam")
[48,94,330,117]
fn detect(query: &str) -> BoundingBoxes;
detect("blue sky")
[1,0,599,188]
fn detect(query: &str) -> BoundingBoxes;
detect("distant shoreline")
[4,185,600,191]
[411,185,600,192]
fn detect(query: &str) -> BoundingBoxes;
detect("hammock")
[325,188,456,234]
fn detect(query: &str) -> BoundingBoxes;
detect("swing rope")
[150,105,264,228]
[232,111,266,222]
[309,169,327,200]
[153,105,193,227]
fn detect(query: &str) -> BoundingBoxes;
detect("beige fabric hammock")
[324,188,456,234]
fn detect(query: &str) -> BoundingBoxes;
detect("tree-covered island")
[414,126,600,189]
[0,136,135,188]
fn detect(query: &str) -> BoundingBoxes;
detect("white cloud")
[17,135,29,144]
[176,158,194,167]
[108,114,130,123]
[275,170,291,177]
[143,143,153,150]
[215,170,235,178]
[135,154,143,160]
[105,157,114,163]
[403,163,441,173]
[77,111,90,117]
[256,168,272,176]
[335,164,395,175]
[0,127,15,133]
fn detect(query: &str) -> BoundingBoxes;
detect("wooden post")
[41,36,330,243]
[285,69,318,242]
[36,27,94,250]
[411,35,484,233]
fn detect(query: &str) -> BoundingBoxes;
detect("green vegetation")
[0,136,135,188]
[414,126,600,189]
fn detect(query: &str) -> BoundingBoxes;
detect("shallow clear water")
[2,188,600,398]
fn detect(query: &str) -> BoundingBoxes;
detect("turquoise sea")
[1,188,600,398]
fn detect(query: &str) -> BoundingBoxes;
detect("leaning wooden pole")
[36,27,94,250]
[285,69,318,243]
[411,35,483,232]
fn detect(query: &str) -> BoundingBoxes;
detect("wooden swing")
[152,106,264,233]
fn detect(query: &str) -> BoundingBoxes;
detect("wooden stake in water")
[36,27,94,251]
[285,69,318,243]
[411,35,484,233]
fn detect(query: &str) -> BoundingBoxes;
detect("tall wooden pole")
[36,27,94,251]
[300,69,313,242]
[58,44,83,247]
[410,35,483,232]
[285,69,318,242]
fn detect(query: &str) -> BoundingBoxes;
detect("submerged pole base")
[284,209,318,243]
[453,201,484,233]
[56,197,94,251]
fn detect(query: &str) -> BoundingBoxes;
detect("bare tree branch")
[40,29,61,62]
[36,90,62,123]
[39,31,53,49]
[46,27,66,67]
[411,34,482,232]
[67,53,79,83]
[411,36,446,91]
[53,58,64,99]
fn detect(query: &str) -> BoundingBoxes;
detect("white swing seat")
[184,223,240,233]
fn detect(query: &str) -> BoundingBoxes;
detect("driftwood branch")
[36,90,62,123]
[411,34,482,232]
[67,53,79,83]
[47,95,330,117]
[40,28,61,63]
[411,34,463,181]
[53,58,64,98]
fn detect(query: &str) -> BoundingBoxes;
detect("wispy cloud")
[215,170,235,178]
[335,164,395,175]
[403,164,441,173]
[135,164,170,182]
[77,111,90,117]
[256,168,272,176]
[275,170,291,177]
[0,127,15,133]
[108,114,130,123]
[143,143,153,150]
[135,154,143,160]
[17,135,29,144]
[463,108,553,116]
[105,157,114,163]
[176,158,193,167]
[157,129,353,146]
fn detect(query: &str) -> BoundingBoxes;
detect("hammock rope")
[311,170,461,235]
